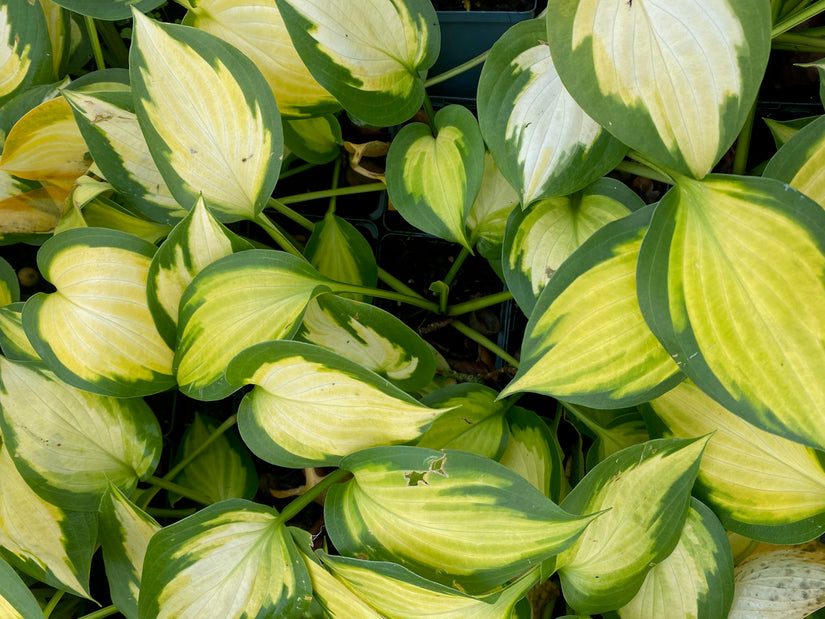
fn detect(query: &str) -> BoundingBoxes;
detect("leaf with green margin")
[0,555,45,619]
[764,113,825,209]
[797,57,825,109]
[615,498,734,619]
[226,340,446,468]
[416,383,509,460]
[283,115,343,164]
[0,357,161,512]
[478,18,626,206]
[147,196,253,348]
[466,152,520,248]
[729,543,825,618]
[557,437,708,615]
[636,174,825,451]
[99,483,161,619]
[49,0,164,20]
[296,293,436,392]
[174,249,331,401]
[274,0,439,126]
[646,379,825,544]
[387,105,484,248]
[0,255,18,305]
[139,499,312,618]
[0,303,39,362]
[183,0,339,118]
[763,116,818,150]
[170,413,258,506]
[0,1,53,108]
[326,445,601,595]
[501,205,684,407]
[78,196,174,243]
[503,177,642,314]
[319,551,538,618]
[0,444,96,599]
[562,402,649,468]
[21,227,175,398]
[0,82,60,142]
[130,10,283,223]
[62,86,187,224]
[303,212,377,298]
[547,0,770,179]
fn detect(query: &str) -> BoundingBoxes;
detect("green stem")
[377,266,428,300]
[613,160,673,185]
[328,157,342,215]
[267,198,315,232]
[276,468,350,526]
[732,101,757,176]
[772,0,825,37]
[76,606,119,619]
[447,289,513,317]
[42,590,64,618]
[253,212,306,260]
[146,507,197,518]
[84,17,105,71]
[422,92,438,131]
[277,183,385,205]
[443,247,470,287]
[424,50,491,88]
[279,161,318,180]
[625,151,676,184]
[772,32,825,50]
[96,20,129,68]
[334,282,440,313]
[146,476,213,506]
[450,319,519,368]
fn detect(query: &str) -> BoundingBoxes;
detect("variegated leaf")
[386,105,484,248]
[763,113,825,209]
[274,0,439,126]
[0,303,38,361]
[147,196,253,348]
[297,293,436,391]
[478,18,626,205]
[319,552,538,618]
[0,255,18,305]
[763,116,817,150]
[77,196,174,243]
[466,152,520,248]
[547,0,771,178]
[49,0,165,20]
[139,500,312,618]
[0,181,66,238]
[304,212,377,296]
[637,174,825,451]
[648,379,825,544]
[99,483,161,619]
[40,1,70,79]
[0,444,96,599]
[0,357,162,512]
[557,437,708,615]
[327,446,600,595]
[0,82,59,143]
[22,228,175,397]
[282,114,342,163]
[617,499,734,619]
[0,1,52,107]
[130,10,283,222]
[227,341,446,468]
[502,205,683,407]
[184,0,338,118]
[174,250,331,401]
[503,177,641,314]
[0,554,45,619]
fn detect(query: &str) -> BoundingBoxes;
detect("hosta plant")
[2,0,825,616]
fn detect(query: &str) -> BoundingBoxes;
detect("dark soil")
[431,0,534,11]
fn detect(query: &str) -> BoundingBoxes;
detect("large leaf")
[0,357,161,512]
[617,498,734,619]
[274,0,439,126]
[502,205,683,407]
[637,174,825,450]
[478,18,626,205]
[139,500,312,618]
[183,0,338,118]
[227,341,446,468]
[49,0,165,20]
[647,379,825,544]
[0,555,45,619]
[547,0,771,178]
[503,177,641,314]
[326,445,600,595]
[174,249,331,400]
[557,437,708,615]
[22,228,175,397]
[763,113,825,209]
[0,1,52,107]
[130,10,283,222]
[386,105,484,248]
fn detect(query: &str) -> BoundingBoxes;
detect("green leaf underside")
[274,0,439,126]
[649,380,825,543]
[547,0,771,178]
[478,18,626,206]
[503,205,683,407]
[21,228,175,398]
[139,500,311,618]
[618,498,734,619]
[503,177,641,314]
[130,11,282,222]
[174,249,330,401]
[0,358,161,512]
[637,174,825,451]
[0,555,45,619]
[297,294,435,391]
[50,0,165,20]
[764,113,825,210]
[558,437,708,615]
[327,446,599,595]
[227,341,446,468]
[386,105,484,248]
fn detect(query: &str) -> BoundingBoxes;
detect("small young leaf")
[304,212,377,295]
[283,115,342,163]
[466,152,520,248]
[764,113,825,209]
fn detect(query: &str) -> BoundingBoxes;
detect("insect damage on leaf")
[404,454,449,487]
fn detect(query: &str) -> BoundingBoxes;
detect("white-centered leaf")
[466,152,520,248]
